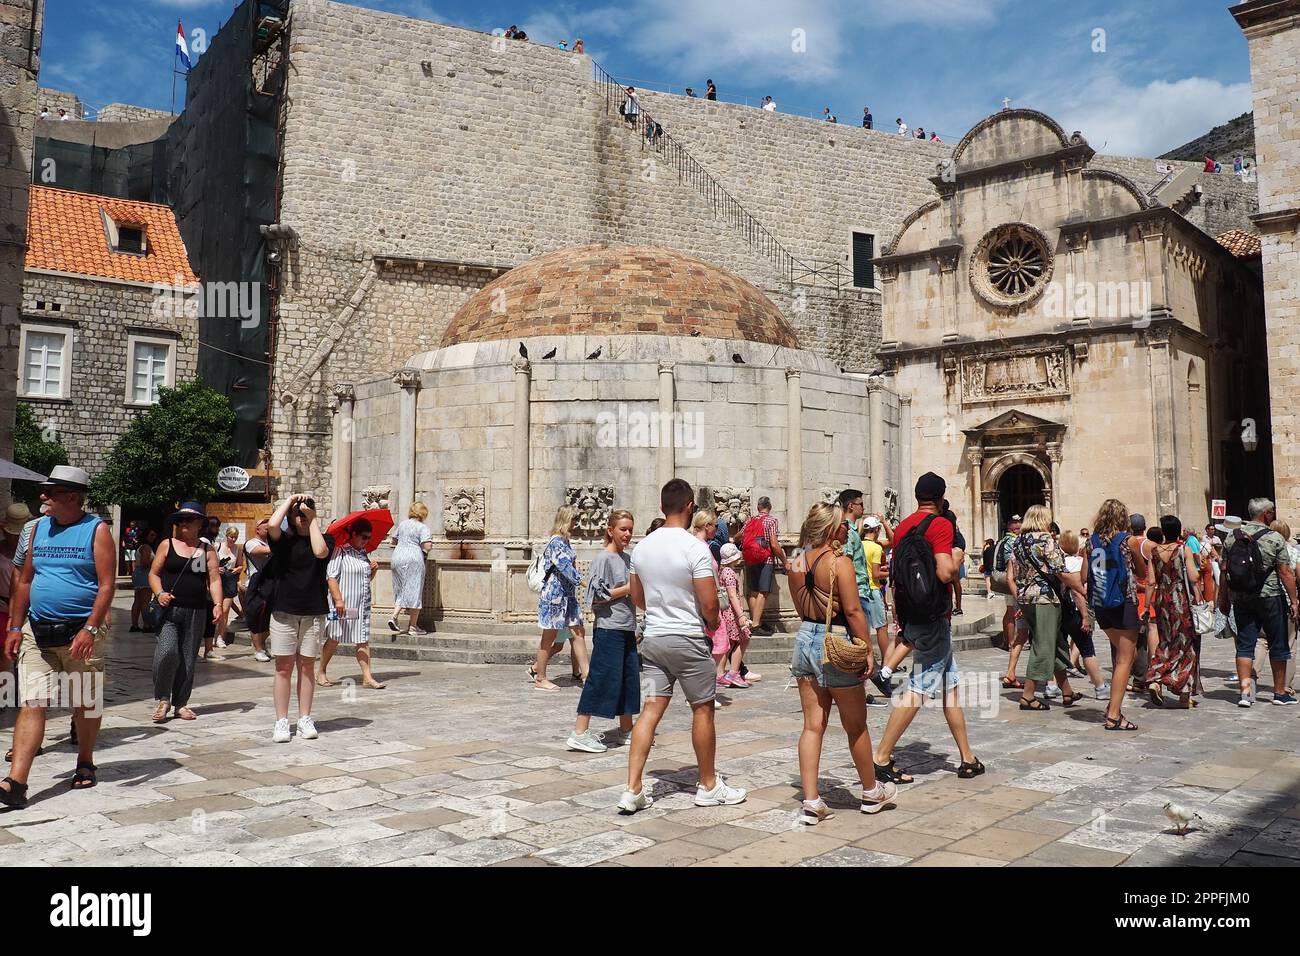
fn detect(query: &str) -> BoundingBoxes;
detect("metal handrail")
[591,59,812,288]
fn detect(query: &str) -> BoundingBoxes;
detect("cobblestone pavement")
[2,594,1299,867]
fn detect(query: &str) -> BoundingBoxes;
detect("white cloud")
[1051,75,1252,157]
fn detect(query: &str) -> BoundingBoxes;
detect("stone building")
[18,185,199,473]
[1233,0,1300,518]
[345,242,905,629]
[877,109,1270,538]
[0,0,42,492]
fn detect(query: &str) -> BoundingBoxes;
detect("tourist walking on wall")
[148,503,224,722]
[1006,505,1078,713]
[618,478,745,814]
[862,107,873,129]
[706,79,717,100]
[872,472,983,784]
[243,519,273,661]
[1057,529,1109,698]
[267,494,331,742]
[533,505,590,691]
[388,502,433,636]
[1,466,115,808]
[1143,515,1202,709]
[742,496,786,636]
[1225,498,1297,706]
[320,519,384,689]
[620,86,639,125]
[1086,498,1150,731]
[215,527,244,648]
[789,502,896,823]
[567,510,638,752]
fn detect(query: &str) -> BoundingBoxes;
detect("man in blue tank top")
[1,465,116,809]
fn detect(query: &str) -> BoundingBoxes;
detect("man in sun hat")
[1,466,115,808]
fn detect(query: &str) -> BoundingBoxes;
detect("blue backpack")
[1088,532,1130,610]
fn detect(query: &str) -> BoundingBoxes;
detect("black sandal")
[0,776,27,808]
[957,758,985,779]
[4,747,44,762]
[873,758,914,785]
[70,762,97,790]
[1019,696,1050,711]
[1061,693,1083,708]
[1104,713,1138,731]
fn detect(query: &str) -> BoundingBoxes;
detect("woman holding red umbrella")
[319,518,383,688]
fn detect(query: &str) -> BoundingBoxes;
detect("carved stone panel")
[883,488,900,523]
[818,487,840,505]
[960,347,1069,404]
[710,487,752,531]
[361,485,392,512]
[566,485,615,538]
[443,485,486,536]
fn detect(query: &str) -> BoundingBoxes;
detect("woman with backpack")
[788,502,897,823]
[1007,505,1078,712]
[1143,515,1202,709]
[1086,498,1151,731]
[148,503,224,722]
[531,505,588,691]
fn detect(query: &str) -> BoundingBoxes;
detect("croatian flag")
[176,21,192,70]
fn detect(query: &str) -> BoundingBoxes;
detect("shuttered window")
[852,232,875,288]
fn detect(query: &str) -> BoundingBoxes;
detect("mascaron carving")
[566,485,615,538]
[710,488,752,532]
[443,485,486,536]
[361,484,392,512]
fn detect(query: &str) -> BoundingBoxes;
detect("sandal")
[1001,676,1025,689]
[1104,713,1138,731]
[363,680,387,690]
[957,758,986,779]
[174,707,197,720]
[1061,693,1083,708]
[1019,696,1050,711]
[873,758,914,785]
[151,701,170,723]
[526,664,538,682]
[70,762,97,790]
[1147,684,1164,707]
[4,747,45,762]
[0,776,28,809]
[315,675,335,688]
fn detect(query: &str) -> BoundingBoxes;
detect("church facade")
[877,109,1270,539]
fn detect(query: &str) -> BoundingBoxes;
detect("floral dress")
[538,535,582,630]
[718,564,748,646]
[1145,545,1198,694]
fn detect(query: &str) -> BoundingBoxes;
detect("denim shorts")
[861,590,886,630]
[1234,595,1291,662]
[902,617,961,698]
[790,620,863,689]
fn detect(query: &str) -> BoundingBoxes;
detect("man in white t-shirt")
[618,478,747,814]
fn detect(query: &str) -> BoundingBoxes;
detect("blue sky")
[44,0,1253,157]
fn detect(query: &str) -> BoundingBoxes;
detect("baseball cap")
[1009,514,1022,523]
[863,515,881,530]
[914,472,946,501]
[1130,513,1147,533]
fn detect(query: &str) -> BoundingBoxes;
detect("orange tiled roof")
[25,185,198,286]
[1215,228,1261,259]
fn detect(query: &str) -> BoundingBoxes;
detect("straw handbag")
[820,548,875,674]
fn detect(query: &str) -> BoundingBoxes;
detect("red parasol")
[326,509,394,553]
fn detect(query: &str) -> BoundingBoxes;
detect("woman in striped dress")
[319,519,383,689]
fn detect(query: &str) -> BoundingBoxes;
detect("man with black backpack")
[1225,499,1298,707]
[870,472,983,787]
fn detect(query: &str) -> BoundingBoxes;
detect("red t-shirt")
[893,509,954,558]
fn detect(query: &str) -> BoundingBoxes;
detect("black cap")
[1130,513,1147,533]
[915,472,946,501]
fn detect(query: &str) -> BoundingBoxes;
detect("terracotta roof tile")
[1215,228,1261,259]
[25,185,199,286]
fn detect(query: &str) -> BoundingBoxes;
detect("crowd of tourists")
[1,461,1295,823]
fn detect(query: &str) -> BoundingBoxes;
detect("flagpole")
[171,20,179,115]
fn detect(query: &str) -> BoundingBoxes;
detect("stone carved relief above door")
[960,347,1069,405]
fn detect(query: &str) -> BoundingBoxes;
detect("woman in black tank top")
[147,503,223,723]
[786,502,896,824]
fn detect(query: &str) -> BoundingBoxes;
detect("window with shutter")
[852,232,875,289]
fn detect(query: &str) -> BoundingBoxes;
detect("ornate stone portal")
[443,485,486,536]
[566,485,615,538]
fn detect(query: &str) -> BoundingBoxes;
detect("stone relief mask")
[710,487,751,528]
[443,485,486,536]
[361,485,392,512]
[566,485,615,538]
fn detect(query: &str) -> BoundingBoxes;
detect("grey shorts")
[746,563,777,594]
[639,632,717,705]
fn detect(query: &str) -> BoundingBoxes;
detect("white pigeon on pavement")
[1162,801,1205,835]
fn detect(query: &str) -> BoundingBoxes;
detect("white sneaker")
[253,650,272,662]
[272,717,291,743]
[1238,693,1253,708]
[296,715,318,740]
[695,776,747,807]
[800,798,834,825]
[1094,681,1111,700]
[861,780,898,814]
[617,788,653,814]
[566,730,607,753]
[713,699,722,710]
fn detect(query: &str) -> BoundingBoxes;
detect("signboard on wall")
[1211,499,1227,521]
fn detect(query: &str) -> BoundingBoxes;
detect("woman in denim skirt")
[566,510,638,752]
[788,502,896,824]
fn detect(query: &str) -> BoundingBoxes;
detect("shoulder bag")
[1180,550,1216,637]
[819,548,874,674]
[144,541,197,632]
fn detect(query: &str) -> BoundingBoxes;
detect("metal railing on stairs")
[592,59,819,289]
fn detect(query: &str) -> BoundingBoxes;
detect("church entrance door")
[997,463,1045,530]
